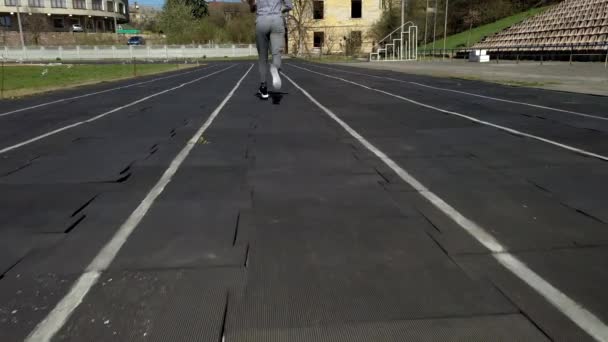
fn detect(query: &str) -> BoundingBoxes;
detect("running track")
[1,61,608,341]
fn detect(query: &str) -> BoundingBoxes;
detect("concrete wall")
[1,44,256,61]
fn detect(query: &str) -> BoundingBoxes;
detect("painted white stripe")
[495,254,608,342]
[289,64,608,162]
[302,63,608,122]
[283,71,608,342]
[25,64,253,342]
[409,82,608,122]
[0,65,235,155]
[0,64,218,118]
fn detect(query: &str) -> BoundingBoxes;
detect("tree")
[344,30,362,56]
[166,0,208,19]
[323,26,339,55]
[159,0,255,44]
[369,6,401,43]
[225,15,255,43]
[462,9,480,47]
[286,0,314,55]
[185,0,209,18]
[24,15,50,45]
[159,1,198,44]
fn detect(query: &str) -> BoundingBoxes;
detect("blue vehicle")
[127,36,145,46]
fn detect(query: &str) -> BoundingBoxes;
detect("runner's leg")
[256,18,271,84]
[269,16,285,70]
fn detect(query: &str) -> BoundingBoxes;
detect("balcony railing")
[51,0,66,8]
[72,0,86,9]
[28,0,44,7]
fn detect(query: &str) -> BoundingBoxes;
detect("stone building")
[289,0,384,55]
[0,0,128,34]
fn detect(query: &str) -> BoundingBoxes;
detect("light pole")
[15,0,26,50]
[401,0,408,60]
[113,5,118,41]
[424,0,429,47]
[443,0,448,60]
[432,0,438,53]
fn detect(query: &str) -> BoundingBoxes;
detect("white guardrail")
[1,44,257,61]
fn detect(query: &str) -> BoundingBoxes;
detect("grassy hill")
[420,6,550,50]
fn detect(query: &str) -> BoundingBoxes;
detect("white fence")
[1,44,257,61]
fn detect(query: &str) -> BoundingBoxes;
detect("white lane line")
[289,64,608,162]
[0,64,218,118]
[283,71,608,342]
[0,64,235,155]
[25,64,253,342]
[409,81,608,122]
[301,63,608,122]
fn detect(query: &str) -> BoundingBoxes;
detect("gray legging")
[256,15,285,84]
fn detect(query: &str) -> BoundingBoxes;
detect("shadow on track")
[255,91,289,105]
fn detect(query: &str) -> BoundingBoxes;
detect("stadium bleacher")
[474,0,608,50]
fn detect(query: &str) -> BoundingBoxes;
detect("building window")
[313,31,324,48]
[51,0,66,7]
[107,1,114,12]
[28,0,45,7]
[92,0,102,10]
[0,15,12,27]
[4,0,17,6]
[351,0,362,18]
[53,18,64,28]
[118,3,124,13]
[350,31,362,48]
[73,0,86,8]
[313,1,324,20]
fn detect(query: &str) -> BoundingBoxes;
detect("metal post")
[401,0,406,60]
[569,44,573,66]
[432,0,438,52]
[15,0,25,51]
[113,4,118,42]
[496,48,499,64]
[424,0,429,47]
[442,0,448,61]
[1,56,4,99]
[604,45,607,69]
[540,46,543,65]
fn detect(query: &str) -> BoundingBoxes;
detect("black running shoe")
[259,83,269,100]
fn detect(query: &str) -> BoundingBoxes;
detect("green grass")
[420,6,550,50]
[0,63,195,98]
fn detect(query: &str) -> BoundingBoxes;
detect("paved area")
[344,60,608,96]
[1,61,608,341]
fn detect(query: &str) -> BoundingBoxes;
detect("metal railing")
[370,22,418,62]
[417,42,608,66]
